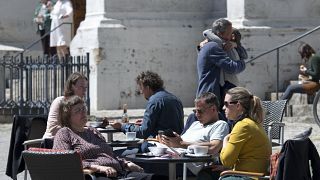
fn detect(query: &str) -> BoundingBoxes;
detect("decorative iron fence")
[0,53,90,115]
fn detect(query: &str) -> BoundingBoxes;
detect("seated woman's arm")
[52,127,72,150]
[220,124,249,168]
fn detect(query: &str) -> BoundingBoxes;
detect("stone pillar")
[71,0,226,112]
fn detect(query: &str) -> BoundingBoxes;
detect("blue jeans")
[280,84,304,101]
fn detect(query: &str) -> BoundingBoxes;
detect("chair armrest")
[220,170,265,178]
[83,168,96,174]
[23,138,45,146]
[267,122,285,127]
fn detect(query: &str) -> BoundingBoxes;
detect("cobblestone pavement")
[1,109,320,180]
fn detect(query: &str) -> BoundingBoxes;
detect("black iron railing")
[0,54,90,115]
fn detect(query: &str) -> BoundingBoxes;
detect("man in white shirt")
[161,92,229,155]
[161,92,229,175]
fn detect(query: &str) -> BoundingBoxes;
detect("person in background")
[202,28,247,92]
[53,95,165,180]
[34,0,56,56]
[280,43,320,102]
[197,87,271,180]
[196,18,246,103]
[43,72,88,138]
[50,0,73,60]
[111,71,184,152]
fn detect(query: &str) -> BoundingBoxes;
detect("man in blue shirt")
[196,18,246,103]
[111,71,184,151]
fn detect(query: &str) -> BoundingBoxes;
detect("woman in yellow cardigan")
[197,87,271,180]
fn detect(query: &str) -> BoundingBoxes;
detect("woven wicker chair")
[21,115,49,180]
[22,148,96,180]
[261,100,288,146]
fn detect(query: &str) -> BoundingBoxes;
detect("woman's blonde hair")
[58,95,84,128]
[226,87,264,123]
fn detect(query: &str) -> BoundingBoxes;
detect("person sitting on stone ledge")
[280,43,320,102]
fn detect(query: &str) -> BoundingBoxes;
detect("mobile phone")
[163,129,175,137]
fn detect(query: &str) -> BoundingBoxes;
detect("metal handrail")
[244,25,320,99]
[14,22,72,58]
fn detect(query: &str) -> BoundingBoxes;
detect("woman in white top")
[50,0,73,60]
[43,72,88,138]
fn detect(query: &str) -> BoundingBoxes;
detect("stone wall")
[71,0,227,111]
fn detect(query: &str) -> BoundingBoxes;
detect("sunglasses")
[224,101,238,107]
[192,105,213,114]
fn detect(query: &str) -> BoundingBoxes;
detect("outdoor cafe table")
[107,139,143,148]
[125,154,213,180]
[97,126,120,142]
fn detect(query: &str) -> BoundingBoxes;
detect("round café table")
[126,154,213,180]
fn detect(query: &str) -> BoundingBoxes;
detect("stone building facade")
[1,0,320,112]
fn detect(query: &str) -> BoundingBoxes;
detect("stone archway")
[71,0,86,36]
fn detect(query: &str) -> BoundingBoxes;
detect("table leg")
[183,163,187,180]
[107,132,113,142]
[168,163,176,180]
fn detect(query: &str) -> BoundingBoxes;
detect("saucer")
[185,153,211,157]
[111,140,140,143]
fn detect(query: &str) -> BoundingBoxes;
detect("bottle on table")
[122,104,129,123]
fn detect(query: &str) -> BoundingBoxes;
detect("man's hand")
[161,132,183,148]
[134,119,143,125]
[199,39,209,49]
[222,41,233,51]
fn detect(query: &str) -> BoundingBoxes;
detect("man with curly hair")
[112,71,184,152]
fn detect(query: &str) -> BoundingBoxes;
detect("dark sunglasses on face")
[192,105,212,114]
[224,101,238,107]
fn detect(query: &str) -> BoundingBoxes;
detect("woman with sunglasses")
[197,87,271,180]
[53,95,164,180]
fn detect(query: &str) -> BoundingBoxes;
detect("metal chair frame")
[261,100,288,146]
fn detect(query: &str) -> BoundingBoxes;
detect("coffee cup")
[126,132,136,141]
[187,145,196,154]
[193,145,209,155]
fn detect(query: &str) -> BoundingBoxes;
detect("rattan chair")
[261,100,288,146]
[22,148,96,180]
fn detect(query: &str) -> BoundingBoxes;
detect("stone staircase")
[270,80,316,124]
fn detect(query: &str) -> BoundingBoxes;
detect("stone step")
[289,104,318,117]
[283,116,315,124]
